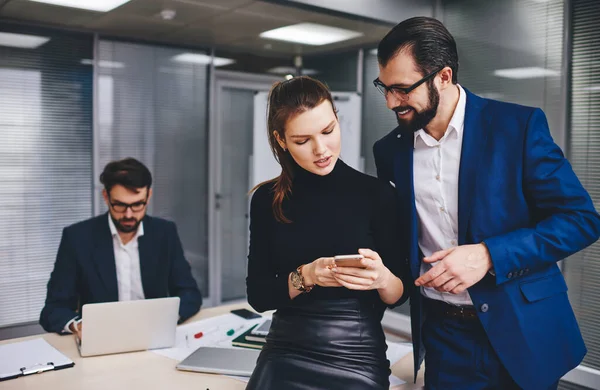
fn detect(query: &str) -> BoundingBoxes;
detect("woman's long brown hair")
[251,76,336,223]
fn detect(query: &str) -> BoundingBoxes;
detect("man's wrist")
[64,317,79,333]
[480,242,495,274]
[69,319,82,332]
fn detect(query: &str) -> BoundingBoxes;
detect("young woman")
[246,76,411,390]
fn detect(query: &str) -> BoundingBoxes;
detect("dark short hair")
[378,16,459,84]
[100,158,152,193]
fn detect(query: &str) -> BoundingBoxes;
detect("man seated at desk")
[40,158,202,336]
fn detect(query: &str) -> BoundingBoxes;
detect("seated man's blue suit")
[373,89,600,389]
[40,213,203,333]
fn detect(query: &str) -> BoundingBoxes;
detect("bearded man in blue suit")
[372,16,600,390]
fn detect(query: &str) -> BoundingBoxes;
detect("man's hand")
[70,321,82,340]
[415,244,492,294]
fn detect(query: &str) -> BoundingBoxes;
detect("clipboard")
[0,338,74,381]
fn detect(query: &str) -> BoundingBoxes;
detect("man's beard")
[393,80,440,133]
[110,214,141,233]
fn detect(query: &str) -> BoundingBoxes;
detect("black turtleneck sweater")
[246,159,411,313]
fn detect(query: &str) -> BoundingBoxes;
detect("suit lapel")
[138,216,158,298]
[458,89,490,244]
[92,214,119,301]
[392,130,420,280]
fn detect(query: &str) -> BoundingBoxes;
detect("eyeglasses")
[109,198,147,213]
[373,66,444,101]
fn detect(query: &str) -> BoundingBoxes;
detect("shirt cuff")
[63,317,82,333]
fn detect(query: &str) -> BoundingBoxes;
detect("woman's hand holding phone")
[302,257,342,287]
[331,248,393,291]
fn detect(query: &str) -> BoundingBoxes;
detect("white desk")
[0,303,424,389]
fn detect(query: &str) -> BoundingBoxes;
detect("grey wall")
[361,50,398,177]
[442,0,566,150]
[303,50,359,92]
[95,40,210,298]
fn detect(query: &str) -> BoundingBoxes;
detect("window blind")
[564,0,600,372]
[0,25,93,327]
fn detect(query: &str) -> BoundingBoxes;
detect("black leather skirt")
[246,298,390,390]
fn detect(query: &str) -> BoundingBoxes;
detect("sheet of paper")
[0,338,73,379]
[386,341,413,366]
[389,374,407,388]
[150,313,268,362]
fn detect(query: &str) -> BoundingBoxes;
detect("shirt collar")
[413,84,466,147]
[107,213,144,242]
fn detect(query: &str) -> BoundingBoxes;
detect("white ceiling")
[0,0,393,57]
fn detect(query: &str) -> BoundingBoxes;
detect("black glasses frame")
[373,66,445,99]
[108,195,148,213]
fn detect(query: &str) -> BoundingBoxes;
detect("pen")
[226,325,245,336]
[188,326,218,343]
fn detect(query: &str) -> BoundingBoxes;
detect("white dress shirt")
[64,215,146,332]
[414,84,473,306]
[108,214,146,302]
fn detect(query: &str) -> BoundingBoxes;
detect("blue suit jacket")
[40,213,203,334]
[373,89,600,389]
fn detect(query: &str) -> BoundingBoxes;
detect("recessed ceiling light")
[160,9,176,20]
[172,53,235,67]
[369,48,378,55]
[267,66,318,76]
[81,59,125,69]
[260,23,363,46]
[493,67,560,79]
[0,32,50,48]
[27,0,131,12]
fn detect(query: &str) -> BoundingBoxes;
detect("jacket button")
[507,272,513,279]
[480,303,489,313]
[518,270,525,276]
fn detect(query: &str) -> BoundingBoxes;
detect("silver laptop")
[77,297,180,357]
[177,347,261,376]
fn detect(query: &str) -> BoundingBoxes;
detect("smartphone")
[231,308,262,320]
[334,254,365,268]
[250,319,272,336]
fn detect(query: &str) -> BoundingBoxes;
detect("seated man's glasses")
[109,198,147,213]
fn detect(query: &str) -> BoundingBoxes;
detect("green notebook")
[231,324,266,350]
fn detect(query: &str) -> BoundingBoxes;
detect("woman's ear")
[274,130,286,151]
